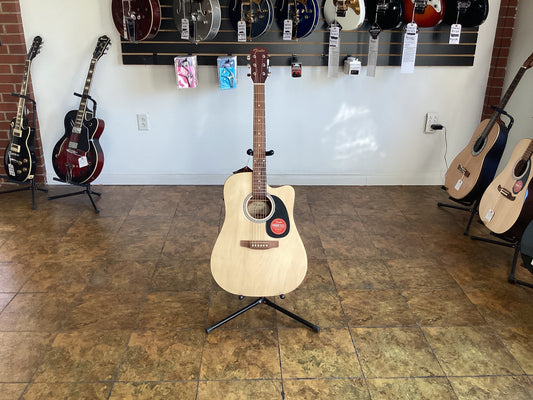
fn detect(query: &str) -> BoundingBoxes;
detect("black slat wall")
[120,0,478,67]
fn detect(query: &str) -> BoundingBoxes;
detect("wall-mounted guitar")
[229,0,274,40]
[111,0,161,42]
[275,0,319,40]
[3,36,42,183]
[211,47,307,297]
[366,0,404,31]
[479,138,533,240]
[443,0,489,27]
[173,0,221,44]
[323,0,366,31]
[403,0,445,27]
[445,52,533,202]
[52,36,111,185]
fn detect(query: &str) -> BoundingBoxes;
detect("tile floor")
[0,184,531,399]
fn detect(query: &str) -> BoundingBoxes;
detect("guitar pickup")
[10,144,21,153]
[457,164,470,177]
[13,129,22,138]
[68,141,78,149]
[240,240,279,250]
[497,185,516,201]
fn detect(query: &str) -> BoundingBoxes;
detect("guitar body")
[4,117,35,182]
[211,172,307,297]
[365,0,404,29]
[445,119,508,202]
[174,0,221,43]
[443,0,488,27]
[479,139,533,238]
[111,0,161,41]
[403,0,445,27]
[229,0,274,39]
[275,0,320,39]
[52,110,105,184]
[323,0,366,31]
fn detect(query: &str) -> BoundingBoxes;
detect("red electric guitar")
[404,0,445,27]
[111,0,161,42]
[52,36,110,184]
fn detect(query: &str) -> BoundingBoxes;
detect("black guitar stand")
[437,189,480,236]
[0,93,48,209]
[206,295,320,333]
[47,92,101,214]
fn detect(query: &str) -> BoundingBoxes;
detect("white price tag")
[329,26,340,48]
[78,156,88,168]
[449,24,462,44]
[484,209,495,222]
[454,179,463,191]
[181,18,190,40]
[401,23,418,74]
[237,20,247,42]
[7,163,15,176]
[367,36,379,77]
[283,19,293,41]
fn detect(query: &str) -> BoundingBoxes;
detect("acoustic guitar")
[3,36,42,182]
[111,0,161,42]
[445,52,533,202]
[174,0,221,43]
[479,138,533,239]
[52,36,111,185]
[210,47,307,297]
[443,0,489,27]
[323,0,366,31]
[403,0,445,27]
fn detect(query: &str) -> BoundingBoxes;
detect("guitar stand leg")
[48,180,101,213]
[437,197,479,235]
[206,296,320,334]
[0,176,48,210]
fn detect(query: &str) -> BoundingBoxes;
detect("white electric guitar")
[323,0,366,31]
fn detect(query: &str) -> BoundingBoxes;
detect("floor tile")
[367,377,456,399]
[449,376,533,400]
[0,383,27,400]
[151,256,212,292]
[495,327,533,374]
[22,383,111,400]
[21,261,98,293]
[0,262,36,292]
[86,260,156,292]
[283,378,369,399]
[385,258,459,289]
[109,381,197,400]
[197,380,283,400]
[329,258,396,290]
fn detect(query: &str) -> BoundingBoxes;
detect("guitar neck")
[73,58,97,133]
[521,140,533,162]
[14,59,32,131]
[252,83,267,198]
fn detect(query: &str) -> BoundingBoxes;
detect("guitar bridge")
[497,185,516,201]
[457,164,470,177]
[240,240,279,249]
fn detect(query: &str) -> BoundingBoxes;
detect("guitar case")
[521,221,533,272]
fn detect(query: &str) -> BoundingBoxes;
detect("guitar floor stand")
[206,296,320,334]
[48,178,101,214]
[437,191,480,235]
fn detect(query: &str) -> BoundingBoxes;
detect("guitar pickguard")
[512,159,531,195]
[266,195,290,238]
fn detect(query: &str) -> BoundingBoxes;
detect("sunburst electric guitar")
[210,47,307,297]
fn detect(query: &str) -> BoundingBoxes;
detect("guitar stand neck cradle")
[0,93,48,210]
[47,92,101,214]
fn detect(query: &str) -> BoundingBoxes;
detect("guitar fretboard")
[73,58,97,134]
[14,59,32,132]
[522,140,533,162]
[252,83,267,199]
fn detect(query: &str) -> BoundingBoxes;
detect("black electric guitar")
[366,0,404,30]
[443,0,489,27]
[52,36,111,184]
[3,36,42,182]
[211,47,307,297]
[276,0,320,40]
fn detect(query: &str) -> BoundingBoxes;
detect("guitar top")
[229,0,274,40]
[443,0,489,27]
[365,0,404,30]
[174,0,221,43]
[111,0,161,42]
[404,0,445,27]
[275,0,320,39]
[323,0,366,31]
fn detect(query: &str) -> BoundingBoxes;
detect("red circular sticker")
[514,180,523,194]
[270,218,287,235]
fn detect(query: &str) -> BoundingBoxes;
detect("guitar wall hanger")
[73,92,98,115]
[247,148,274,156]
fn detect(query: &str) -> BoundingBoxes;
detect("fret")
[73,59,97,132]
[252,83,267,198]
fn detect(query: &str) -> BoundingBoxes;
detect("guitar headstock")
[93,35,111,60]
[249,47,269,84]
[28,36,42,61]
[523,52,533,70]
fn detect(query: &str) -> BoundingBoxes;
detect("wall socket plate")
[425,112,439,133]
[137,113,150,131]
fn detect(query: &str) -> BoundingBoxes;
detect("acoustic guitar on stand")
[52,35,111,185]
[403,0,445,27]
[479,138,533,239]
[111,0,161,42]
[444,52,533,202]
[210,47,307,297]
[3,36,42,182]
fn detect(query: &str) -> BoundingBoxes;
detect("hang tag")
[237,20,246,42]
[217,56,237,90]
[328,25,341,78]
[283,19,293,40]
[7,164,15,176]
[78,156,88,168]
[291,62,302,78]
[367,36,379,77]
[174,56,198,88]
[401,23,418,74]
[449,24,462,44]
[181,18,190,40]
[454,179,463,191]
[484,209,495,222]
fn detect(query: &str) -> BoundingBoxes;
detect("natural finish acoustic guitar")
[210,47,307,297]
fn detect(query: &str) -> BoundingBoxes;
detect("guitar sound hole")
[245,196,273,221]
[514,159,529,179]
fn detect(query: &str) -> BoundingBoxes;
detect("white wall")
[18,0,524,186]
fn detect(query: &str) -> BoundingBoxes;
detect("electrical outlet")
[137,113,150,131]
[425,112,439,133]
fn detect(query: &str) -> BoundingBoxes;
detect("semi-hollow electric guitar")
[52,36,111,185]
[111,0,161,42]
[174,0,221,43]
[445,52,533,202]
[211,47,307,297]
[479,138,533,239]
[366,0,404,30]
[3,36,42,182]
[229,0,274,40]
[276,0,319,40]
[323,0,366,31]
[403,0,445,27]
[443,0,489,27]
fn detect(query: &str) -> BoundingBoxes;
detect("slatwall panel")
[120,0,478,67]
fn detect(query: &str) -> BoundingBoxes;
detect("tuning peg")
[247,55,251,60]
